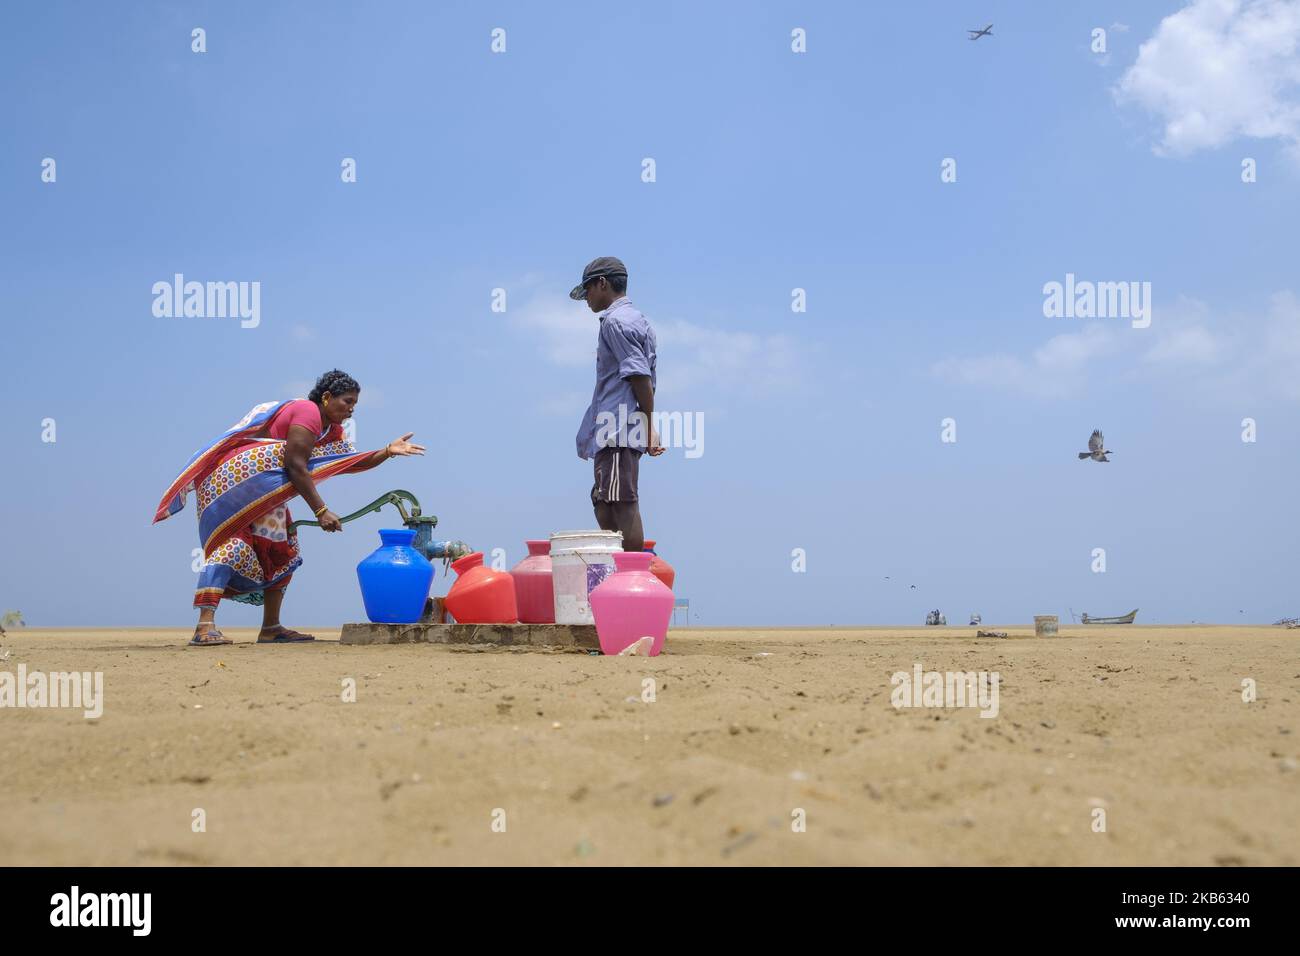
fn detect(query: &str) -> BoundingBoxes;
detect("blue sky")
[3,0,1298,627]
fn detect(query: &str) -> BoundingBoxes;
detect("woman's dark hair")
[308,369,360,403]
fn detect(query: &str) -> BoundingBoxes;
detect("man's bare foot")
[189,623,232,646]
[256,626,316,643]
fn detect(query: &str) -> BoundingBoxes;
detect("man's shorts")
[591,446,642,505]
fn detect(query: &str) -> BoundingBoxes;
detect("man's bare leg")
[595,500,644,553]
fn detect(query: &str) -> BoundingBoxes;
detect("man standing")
[571,256,663,553]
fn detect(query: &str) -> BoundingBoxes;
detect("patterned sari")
[153,401,376,608]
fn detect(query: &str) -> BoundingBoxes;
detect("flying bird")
[967,24,993,40]
[1078,429,1112,462]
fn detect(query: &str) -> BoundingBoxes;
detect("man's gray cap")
[569,256,628,300]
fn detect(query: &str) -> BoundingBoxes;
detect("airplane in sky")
[967,24,993,40]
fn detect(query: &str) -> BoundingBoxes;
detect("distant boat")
[925,609,947,626]
[1080,608,1138,625]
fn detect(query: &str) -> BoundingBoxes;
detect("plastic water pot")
[511,540,555,624]
[445,552,518,624]
[642,538,676,590]
[356,528,435,624]
[549,530,623,625]
[589,551,674,656]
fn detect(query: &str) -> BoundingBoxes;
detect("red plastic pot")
[642,538,676,591]
[445,552,518,624]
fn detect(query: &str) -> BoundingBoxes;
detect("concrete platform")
[339,621,599,649]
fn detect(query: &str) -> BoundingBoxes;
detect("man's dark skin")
[582,275,664,554]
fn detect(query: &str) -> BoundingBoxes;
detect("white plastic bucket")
[550,530,623,625]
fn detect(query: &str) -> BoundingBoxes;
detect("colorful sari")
[153,401,377,608]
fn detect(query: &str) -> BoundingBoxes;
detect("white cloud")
[653,319,806,396]
[509,298,597,367]
[1142,298,1222,365]
[509,290,809,401]
[1116,0,1300,158]
[1144,324,1221,365]
[1137,292,1300,401]
[932,324,1120,398]
[933,292,1300,403]
[1229,290,1300,400]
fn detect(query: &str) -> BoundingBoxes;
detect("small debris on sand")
[722,831,759,857]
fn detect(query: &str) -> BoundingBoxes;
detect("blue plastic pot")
[356,528,435,624]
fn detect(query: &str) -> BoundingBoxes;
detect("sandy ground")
[0,625,1296,866]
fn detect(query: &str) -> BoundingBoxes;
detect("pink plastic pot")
[510,540,555,624]
[588,551,674,656]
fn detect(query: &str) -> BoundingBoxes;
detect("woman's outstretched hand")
[386,433,426,458]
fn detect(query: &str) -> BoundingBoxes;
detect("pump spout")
[405,516,471,563]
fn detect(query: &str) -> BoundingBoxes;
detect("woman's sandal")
[256,627,316,644]
[189,626,232,647]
